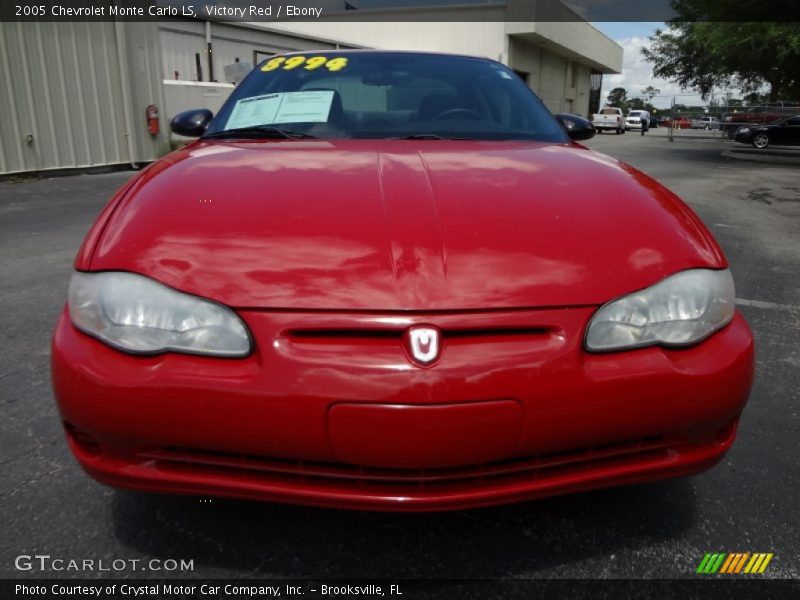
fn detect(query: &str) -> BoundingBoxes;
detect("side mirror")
[170,109,214,137]
[555,113,596,141]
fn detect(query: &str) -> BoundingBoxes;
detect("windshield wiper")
[387,134,468,140]
[203,126,319,140]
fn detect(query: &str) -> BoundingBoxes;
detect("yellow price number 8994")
[261,56,349,73]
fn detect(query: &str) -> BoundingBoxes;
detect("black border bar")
[5,0,796,23]
[4,579,800,600]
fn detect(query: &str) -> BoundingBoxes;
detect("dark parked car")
[722,105,800,138]
[734,114,800,148]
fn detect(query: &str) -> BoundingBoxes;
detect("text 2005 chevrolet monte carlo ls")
[52,51,754,511]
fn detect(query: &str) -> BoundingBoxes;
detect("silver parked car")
[692,116,720,130]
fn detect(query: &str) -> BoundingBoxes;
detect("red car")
[52,51,754,511]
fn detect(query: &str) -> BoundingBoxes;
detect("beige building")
[0,1,621,175]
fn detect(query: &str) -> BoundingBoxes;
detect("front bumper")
[52,307,754,511]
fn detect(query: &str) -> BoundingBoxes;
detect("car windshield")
[204,52,567,142]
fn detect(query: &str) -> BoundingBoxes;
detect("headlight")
[585,269,735,352]
[68,271,251,357]
[737,127,750,134]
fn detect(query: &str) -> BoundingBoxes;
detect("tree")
[628,97,657,113]
[642,1,800,101]
[629,97,645,110]
[641,86,661,102]
[743,91,769,105]
[606,87,628,108]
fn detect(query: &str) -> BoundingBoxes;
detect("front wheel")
[752,133,770,149]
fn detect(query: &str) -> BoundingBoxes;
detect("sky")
[591,22,707,109]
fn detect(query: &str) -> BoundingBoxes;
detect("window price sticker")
[261,56,349,72]
[226,91,335,129]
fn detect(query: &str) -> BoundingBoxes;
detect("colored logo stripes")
[697,553,773,574]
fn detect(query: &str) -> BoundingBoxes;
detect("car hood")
[88,139,724,310]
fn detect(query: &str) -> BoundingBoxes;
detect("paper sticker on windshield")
[225,91,334,129]
[274,91,334,124]
[225,94,283,129]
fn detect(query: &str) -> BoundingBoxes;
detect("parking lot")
[1,133,798,580]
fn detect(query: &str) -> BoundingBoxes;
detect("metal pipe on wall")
[113,20,139,168]
[205,20,214,82]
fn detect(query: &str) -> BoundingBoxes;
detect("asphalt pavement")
[1,132,798,582]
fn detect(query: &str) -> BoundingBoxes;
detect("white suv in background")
[625,110,650,131]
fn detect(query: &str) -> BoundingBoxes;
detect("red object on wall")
[146,104,159,136]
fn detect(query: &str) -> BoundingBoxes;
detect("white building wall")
[507,21,623,74]
[121,22,171,165]
[0,22,126,174]
[160,21,354,84]
[0,21,167,175]
[160,27,208,82]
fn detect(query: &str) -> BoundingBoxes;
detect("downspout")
[206,20,214,82]
[154,25,170,156]
[113,20,139,168]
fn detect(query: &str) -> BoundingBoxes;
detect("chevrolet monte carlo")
[52,51,754,511]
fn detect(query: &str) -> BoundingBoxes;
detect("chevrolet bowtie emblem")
[406,326,440,366]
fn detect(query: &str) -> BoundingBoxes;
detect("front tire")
[752,133,770,149]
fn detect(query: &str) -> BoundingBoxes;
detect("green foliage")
[629,97,657,113]
[641,86,661,101]
[642,2,800,101]
[605,88,657,113]
[606,87,628,108]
